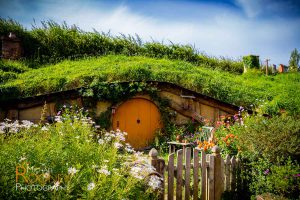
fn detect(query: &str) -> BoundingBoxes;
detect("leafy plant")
[0,110,161,199]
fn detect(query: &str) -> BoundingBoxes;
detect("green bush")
[243,55,260,69]
[0,110,160,199]
[215,115,300,199]
[249,157,299,199]
[0,70,17,83]
[236,115,300,162]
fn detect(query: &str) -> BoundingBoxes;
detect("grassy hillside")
[1,55,299,116]
[0,18,243,73]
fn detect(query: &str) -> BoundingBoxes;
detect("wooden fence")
[149,146,239,200]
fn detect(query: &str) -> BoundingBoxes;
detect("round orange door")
[112,98,161,149]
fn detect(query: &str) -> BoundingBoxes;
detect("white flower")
[68,167,78,175]
[97,166,111,175]
[55,116,63,123]
[114,142,123,149]
[41,126,48,131]
[130,166,144,180]
[19,156,26,162]
[98,139,105,144]
[125,147,134,153]
[43,172,50,179]
[148,175,163,190]
[52,181,60,190]
[103,160,109,163]
[91,164,98,169]
[75,136,80,139]
[87,182,95,191]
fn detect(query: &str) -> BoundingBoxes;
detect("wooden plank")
[230,156,236,192]
[185,147,191,200]
[168,153,175,200]
[169,144,172,155]
[214,108,220,122]
[221,157,225,192]
[193,148,199,200]
[176,149,183,200]
[225,155,231,191]
[208,155,215,200]
[213,147,223,200]
[195,102,200,114]
[201,151,206,200]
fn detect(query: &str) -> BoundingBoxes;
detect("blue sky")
[1,0,300,65]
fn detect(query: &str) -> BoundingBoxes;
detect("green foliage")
[289,48,300,72]
[0,18,243,73]
[236,115,300,162]
[217,115,300,199]
[0,111,159,199]
[243,55,260,69]
[0,59,30,73]
[0,70,17,83]
[249,157,299,199]
[1,56,299,116]
[95,110,112,130]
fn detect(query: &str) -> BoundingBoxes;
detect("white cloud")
[235,0,265,18]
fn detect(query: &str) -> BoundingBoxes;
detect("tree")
[289,48,300,72]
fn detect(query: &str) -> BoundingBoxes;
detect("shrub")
[236,115,300,162]
[243,55,260,69]
[0,109,161,199]
[215,114,300,199]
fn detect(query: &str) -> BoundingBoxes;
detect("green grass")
[0,110,159,199]
[1,18,244,73]
[1,55,299,116]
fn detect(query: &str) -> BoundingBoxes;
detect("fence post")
[176,149,184,200]
[149,148,166,200]
[201,150,207,200]
[212,146,223,200]
[230,156,237,193]
[224,155,231,191]
[185,147,191,200]
[193,148,200,200]
[168,153,175,200]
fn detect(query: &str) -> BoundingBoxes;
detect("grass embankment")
[1,55,299,116]
[0,18,243,73]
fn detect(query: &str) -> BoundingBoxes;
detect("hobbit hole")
[0,82,238,148]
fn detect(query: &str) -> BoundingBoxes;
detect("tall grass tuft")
[0,18,243,73]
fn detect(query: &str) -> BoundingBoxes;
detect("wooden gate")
[149,146,239,200]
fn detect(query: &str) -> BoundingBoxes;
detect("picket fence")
[149,146,240,200]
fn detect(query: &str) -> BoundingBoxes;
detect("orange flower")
[198,143,203,148]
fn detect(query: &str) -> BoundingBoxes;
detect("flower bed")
[0,108,162,199]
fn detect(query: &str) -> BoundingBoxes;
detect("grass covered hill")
[0,19,243,73]
[1,55,299,116]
